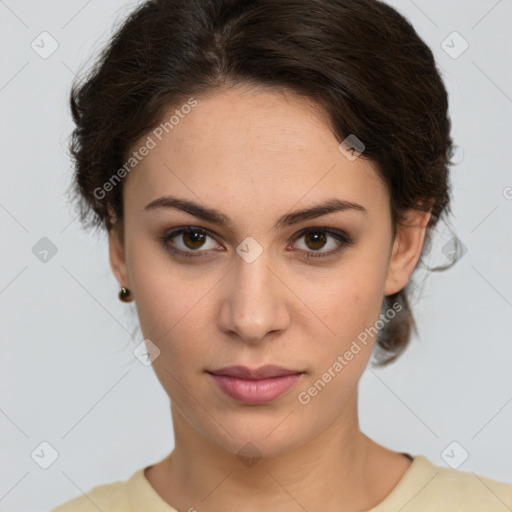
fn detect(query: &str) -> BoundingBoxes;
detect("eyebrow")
[143,195,367,230]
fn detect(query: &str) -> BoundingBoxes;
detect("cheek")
[126,236,198,335]
[130,275,175,341]
[291,259,389,391]
[303,264,387,347]
[292,277,383,414]
[127,249,217,377]
[133,277,208,354]
[129,267,209,401]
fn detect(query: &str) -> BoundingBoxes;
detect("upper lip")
[208,365,303,380]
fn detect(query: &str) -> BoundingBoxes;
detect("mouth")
[208,365,303,380]
[207,365,304,404]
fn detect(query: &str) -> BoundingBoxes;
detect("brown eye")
[182,231,207,250]
[292,227,355,259]
[303,232,327,251]
[160,227,219,258]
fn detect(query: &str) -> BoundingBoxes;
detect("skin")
[108,83,431,512]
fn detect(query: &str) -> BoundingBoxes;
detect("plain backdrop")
[1,1,511,510]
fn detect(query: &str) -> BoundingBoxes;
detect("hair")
[67,0,460,366]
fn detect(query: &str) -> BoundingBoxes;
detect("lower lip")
[209,373,303,404]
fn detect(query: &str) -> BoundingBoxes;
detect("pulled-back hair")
[67,0,459,365]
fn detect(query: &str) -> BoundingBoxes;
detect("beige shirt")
[50,454,512,511]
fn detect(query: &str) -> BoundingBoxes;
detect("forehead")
[123,85,387,220]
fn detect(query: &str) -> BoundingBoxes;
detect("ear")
[384,208,431,296]
[107,225,131,290]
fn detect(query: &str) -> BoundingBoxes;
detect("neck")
[147,392,406,512]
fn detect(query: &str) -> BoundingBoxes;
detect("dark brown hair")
[67,0,459,365]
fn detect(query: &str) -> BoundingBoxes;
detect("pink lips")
[208,365,303,404]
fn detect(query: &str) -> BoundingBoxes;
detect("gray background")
[1,0,511,510]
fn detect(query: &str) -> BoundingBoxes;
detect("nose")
[217,247,291,344]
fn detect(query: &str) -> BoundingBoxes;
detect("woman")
[51,0,512,510]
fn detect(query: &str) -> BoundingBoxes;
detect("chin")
[200,415,311,461]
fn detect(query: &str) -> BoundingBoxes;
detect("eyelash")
[159,226,355,260]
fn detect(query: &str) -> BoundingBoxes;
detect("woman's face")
[109,85,429,458]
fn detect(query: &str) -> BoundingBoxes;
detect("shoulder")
[50,466,177,512]
[375,454,512,511]
[49,470,138,512]
[428,462,512,509]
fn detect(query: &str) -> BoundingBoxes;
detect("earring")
[119,286,133,302]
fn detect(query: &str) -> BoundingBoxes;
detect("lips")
[208,365,303,380]
[207,365,304,404]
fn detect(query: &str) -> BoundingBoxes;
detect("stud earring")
[119,286,133,302]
